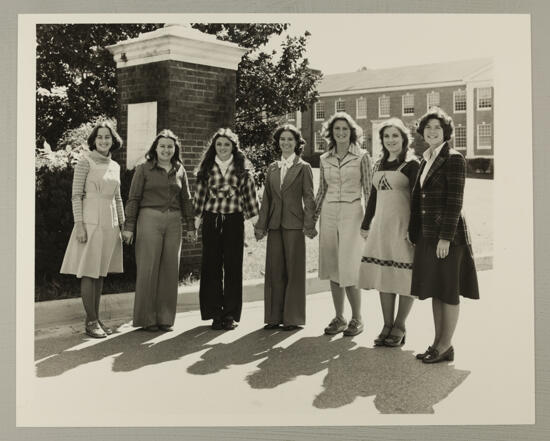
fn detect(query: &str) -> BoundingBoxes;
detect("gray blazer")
[256,156,316,231]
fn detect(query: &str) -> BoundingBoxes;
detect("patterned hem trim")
[361,256,413,269]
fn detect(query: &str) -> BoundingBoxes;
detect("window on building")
[477,123,492,149]
[335,99,346,113]
[454,89,466,113]
[286,111,295,121]
[402,94,415,115]
[455,125,467,149]
[477,87,492,110]
[378,95,390,117]
[427,91,440,110]
[315,101,325,120]
[314,132,325,152]
[356,97,367,119]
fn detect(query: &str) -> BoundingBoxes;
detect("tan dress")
[60,154,123,278]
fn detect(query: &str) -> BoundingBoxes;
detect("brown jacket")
[255,157,315,231]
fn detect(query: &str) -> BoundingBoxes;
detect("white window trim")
[477,87,493,111]
[402,93,415,116]
[335,98,346,113]
[314,133,325,152]
[426,91,440,111]
[454,125,467,150]
[356,97,367,119]
[378,95,390,118]
[314,102,325,121]
[477,123,492,150]
[286,111,296,122]
[453,89,467,114]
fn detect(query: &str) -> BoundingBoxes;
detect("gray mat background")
[2,0,548,439]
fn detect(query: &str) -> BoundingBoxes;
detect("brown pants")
[133,208,182,327]
[264,228,306,326]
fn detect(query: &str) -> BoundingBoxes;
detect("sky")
[261,14,507,74]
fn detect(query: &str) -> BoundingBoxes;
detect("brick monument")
[107,24,246,270]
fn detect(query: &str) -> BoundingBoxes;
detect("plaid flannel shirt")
[193,163,260,220]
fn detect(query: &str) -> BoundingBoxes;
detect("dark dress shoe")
[223,317,238,330]
[282,325,302,331]
[211,319,223,330]
[143,325,159,332]
[159,325,173,332]
[416,345,435,360]
[422,346,455,364]
[264,323,281,330]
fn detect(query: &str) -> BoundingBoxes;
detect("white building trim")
[107,24,247,71]
[319,80,465,97]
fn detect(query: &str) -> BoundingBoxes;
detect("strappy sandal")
[374,324,393,346]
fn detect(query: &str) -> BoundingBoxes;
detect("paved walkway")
[20,270,532,426]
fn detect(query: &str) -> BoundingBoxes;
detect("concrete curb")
[35,254,492,331]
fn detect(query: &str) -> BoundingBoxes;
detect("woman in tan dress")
[314,112,372,337]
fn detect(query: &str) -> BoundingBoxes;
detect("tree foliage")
[36,23,322,182]
[36,24,162,148]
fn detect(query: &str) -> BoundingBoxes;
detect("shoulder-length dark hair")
[321,111,364,149]
[416,106,454,142]
[196,128,249,181]
[145,129,183,167]
[378,117,414,165]
[87,121,123,152]
[272,124,306,156]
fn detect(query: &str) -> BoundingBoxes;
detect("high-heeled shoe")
[373,324,392,346]
[384,327,406,347]
[422,346,454,364]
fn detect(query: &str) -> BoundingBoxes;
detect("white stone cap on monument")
[106,24,247,71]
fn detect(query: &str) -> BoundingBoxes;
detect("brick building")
[287,58,493,167]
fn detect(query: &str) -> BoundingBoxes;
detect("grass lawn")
[242,169,493,280]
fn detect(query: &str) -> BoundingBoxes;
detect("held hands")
[360,229,369,239]
[436,239,450,259]
[75,222,87,243]
[254,228,267,241]
[304,228,318,239]
[122,230,134,245]
[185,230,198,243]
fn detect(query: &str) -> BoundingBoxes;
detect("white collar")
[278,153,296,167]
[423,143,445,162]
[215,155,233,167]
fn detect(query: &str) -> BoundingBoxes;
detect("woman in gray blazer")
[255,124,317,331]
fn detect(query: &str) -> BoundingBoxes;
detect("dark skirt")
[411,235,480,305]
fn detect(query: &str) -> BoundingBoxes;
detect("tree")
[36,23,322,183]
[192,24,322,183]
[36,24,162,149]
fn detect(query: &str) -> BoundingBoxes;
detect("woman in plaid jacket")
[193,128,260,331]
[408,107,479,364]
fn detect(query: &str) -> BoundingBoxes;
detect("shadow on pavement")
[112,326,219,372]
[35,326,218,378]
[187,328,296,375]
[247,338,470,414]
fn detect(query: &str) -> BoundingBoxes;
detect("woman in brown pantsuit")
[254,124,317,331]
[123,129,196,332]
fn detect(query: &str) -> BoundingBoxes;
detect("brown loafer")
[416,345,435,360]
[422,346,454,364]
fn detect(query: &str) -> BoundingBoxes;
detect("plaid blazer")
[408,143,471,245]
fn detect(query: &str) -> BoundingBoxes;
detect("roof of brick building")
[319,58,493,94]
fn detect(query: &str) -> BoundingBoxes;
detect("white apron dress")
[359,162,415,296]
[60,154,123,278]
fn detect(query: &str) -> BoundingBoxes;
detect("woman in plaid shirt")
[408,107,480,364]
[194,128,260,330]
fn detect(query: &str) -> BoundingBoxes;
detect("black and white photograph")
[15,11,533,428]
